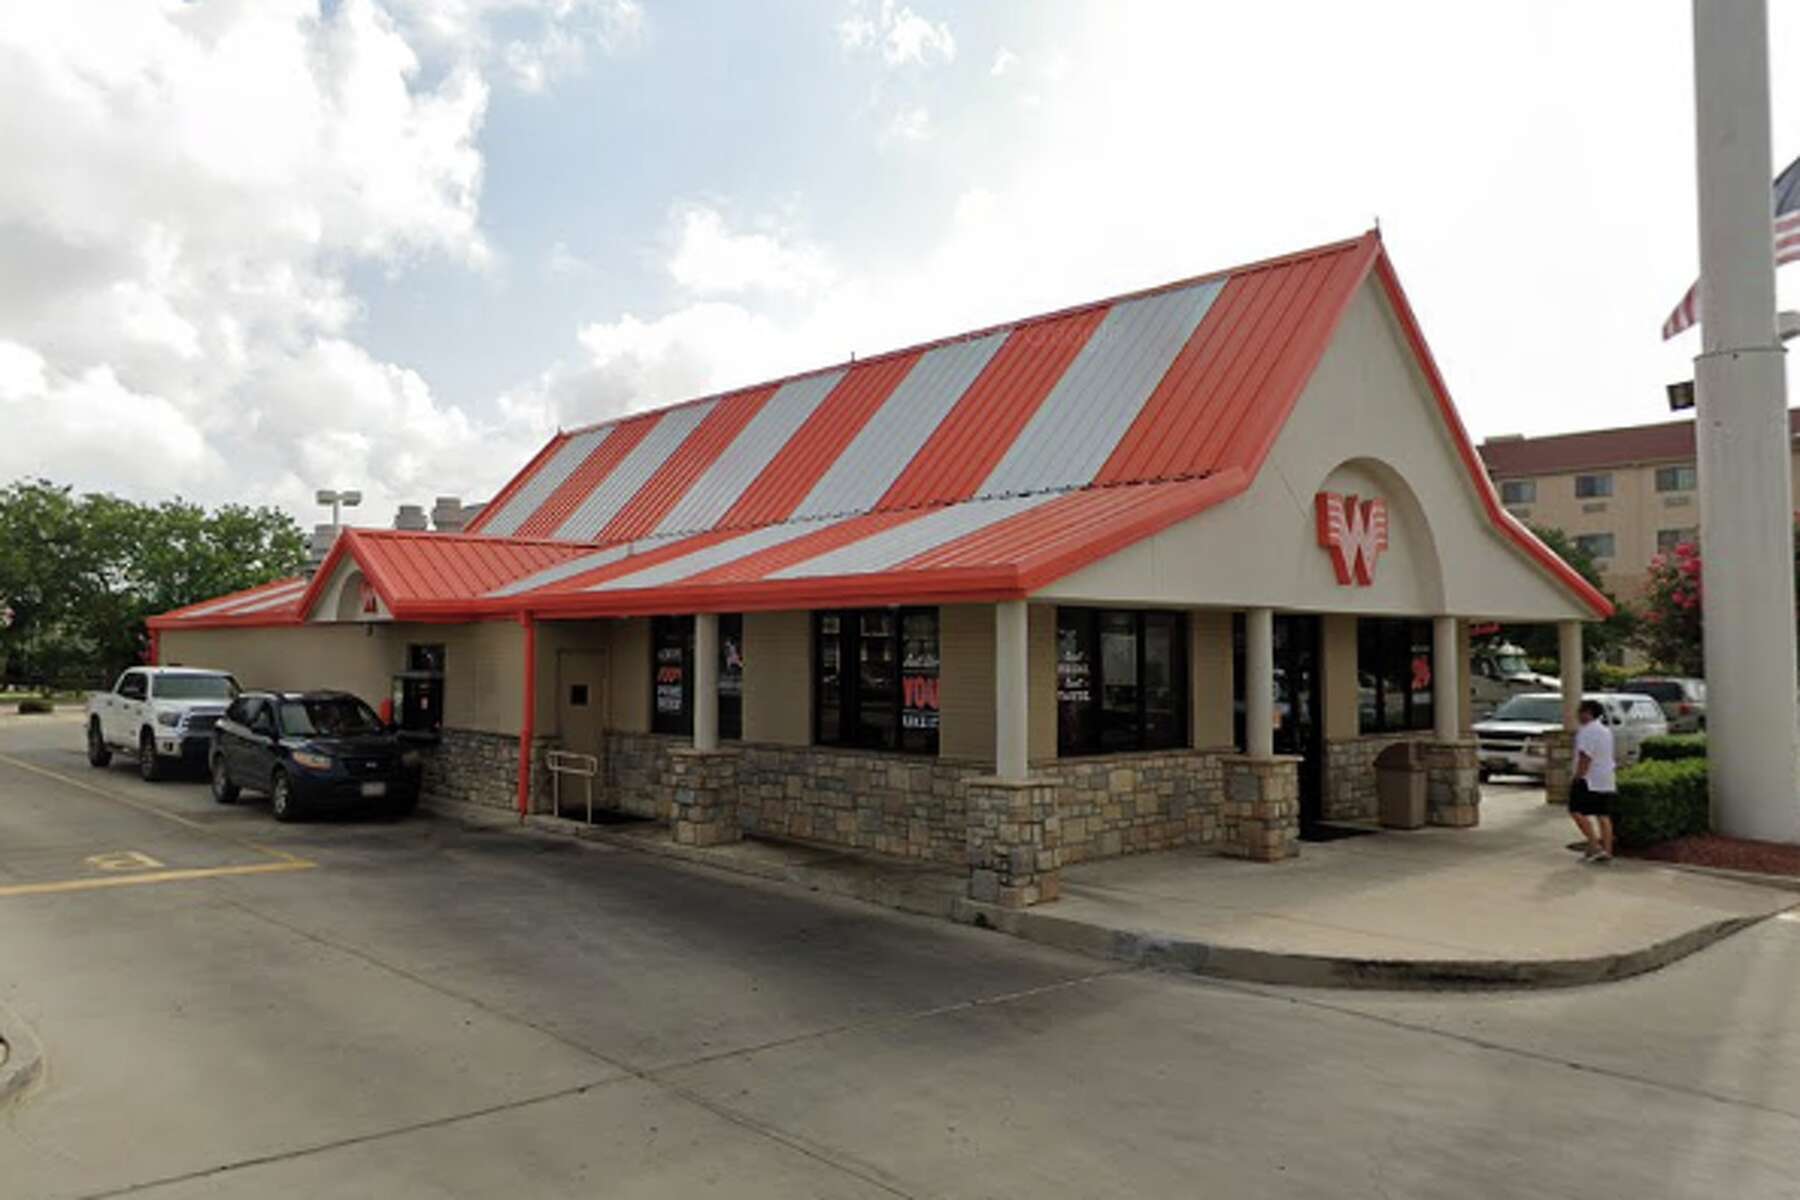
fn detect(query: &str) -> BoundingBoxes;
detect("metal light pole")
[315,488,363,528]
[1691,0,1800,842]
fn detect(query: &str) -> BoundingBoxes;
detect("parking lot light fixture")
[315,488,363,528]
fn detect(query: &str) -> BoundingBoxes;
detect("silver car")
[1624,676,1707,734]
[1473,692,1671,781]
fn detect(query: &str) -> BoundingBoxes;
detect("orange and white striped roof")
[156,232,1612,627]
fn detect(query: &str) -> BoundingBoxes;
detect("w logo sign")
[1315,492,1389,586]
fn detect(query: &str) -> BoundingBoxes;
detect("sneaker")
[1593,851,1613,864]
[1580,846,1600,861]
[1567,840,1593,853]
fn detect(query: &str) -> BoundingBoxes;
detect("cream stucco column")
[1433,615,1460,742]
[995,600,1030,781]
[1245,608,1275,758]
[694,612,719,752]
[1558,621,1583,731]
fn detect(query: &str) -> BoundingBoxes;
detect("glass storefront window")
[814,608,939,755]
[1357,618,1434,735]
[650,615,744,739]
[1057,608,1188,756]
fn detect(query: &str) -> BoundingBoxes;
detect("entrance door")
[1233,614,1326,832]
[555,649,608,817]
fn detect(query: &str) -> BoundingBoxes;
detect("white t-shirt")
[1574,720,1617,793]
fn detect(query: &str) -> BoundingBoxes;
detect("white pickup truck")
[86,666,240,781]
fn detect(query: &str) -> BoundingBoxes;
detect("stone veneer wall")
[422,726,556,813]
[736,745,984,865]
[605,731,681,819]
[1323,734,1431,821]
[1050,751,1225,864]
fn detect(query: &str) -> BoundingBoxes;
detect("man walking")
[1569,699,1618,863]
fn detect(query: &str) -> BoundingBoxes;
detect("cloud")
[837,1,954,67]
[388,0,645,92]
[666,207,836,297]
[990,47,1018,77]
[883,106,933,144]
[0,1,549,522]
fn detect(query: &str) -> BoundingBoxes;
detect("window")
[1357,618,1433,735]
[278,695,382,737]
[117,672,147,701]
[649,615,745,739]
[1574,532,1616,560]
[1574,473,1613,498]
[1056,608,1188,756]
[1657,527,1698,554]
[813,608,939,754]
[1499,479,1536,505]
[155,674,238,701]
[651,616,693,736]
[1655,464,1697,493]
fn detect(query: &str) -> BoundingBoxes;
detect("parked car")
[1473,691,1670,781]
[1468,640,1560,718]
[86,666,240,781]
[210,690,422,821]
[1624,676,1707,734]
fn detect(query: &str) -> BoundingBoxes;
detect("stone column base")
[1420,738,1480,828]
[965,776,1062,908]
[666,747,742,846]
[1542,730,1575,804]
[1219,755,1301,861]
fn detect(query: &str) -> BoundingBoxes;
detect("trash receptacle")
[1375,741,1426,829]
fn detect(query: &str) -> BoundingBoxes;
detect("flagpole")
[1691,0,1800,842]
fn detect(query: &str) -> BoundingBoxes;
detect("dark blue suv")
[210,691,422,821]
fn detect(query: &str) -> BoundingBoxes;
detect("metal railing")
[545,750,600,824]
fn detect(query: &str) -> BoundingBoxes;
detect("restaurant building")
[152,232,1611,906]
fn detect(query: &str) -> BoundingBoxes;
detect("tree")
[0,480,306,688]
[1636,525,1800,675]
[1497,525,1637,665]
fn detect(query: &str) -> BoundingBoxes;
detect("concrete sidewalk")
[441,785,1798,990]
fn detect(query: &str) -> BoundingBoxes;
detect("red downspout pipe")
[517,611,536,819]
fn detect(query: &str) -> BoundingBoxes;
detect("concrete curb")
[0,1001,45,1109]
[946,899,1784,991]
[419,797,1787,992]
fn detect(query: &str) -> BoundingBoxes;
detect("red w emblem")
[1315,493,1389,586]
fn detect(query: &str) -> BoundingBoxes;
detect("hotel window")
[1056,608,1188,756]
[1655,464,1698,493]
[1656,528,1699,554]
[1499,479,1536,505]
[1574,532,1616,560]
[813,608,939,755]
[650,615,744,739]
[1357,619,1434,735]
[1574,473,1613,498]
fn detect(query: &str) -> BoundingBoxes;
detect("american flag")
[1663,153,1800,339]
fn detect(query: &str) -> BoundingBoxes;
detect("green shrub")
[16,696,53,715]
[1614,758,1709,848]
[1639,734,1707,762]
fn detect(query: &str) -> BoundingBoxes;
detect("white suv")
[1473,692,1670,781]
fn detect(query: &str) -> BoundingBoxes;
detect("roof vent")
[304,523,339,577]
[432,496,467,534]
[394,504,429,532]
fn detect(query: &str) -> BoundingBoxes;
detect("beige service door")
[555,649,609,817]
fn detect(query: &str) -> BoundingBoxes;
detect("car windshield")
[1628,680,1683,703]
[278,697,382,738]
[1492,651,1532,676]
[1490,696,1564,723]
[155,675,238,701]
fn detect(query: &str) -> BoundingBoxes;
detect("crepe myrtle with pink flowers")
[1637,522,1800,677]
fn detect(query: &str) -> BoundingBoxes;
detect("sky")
[4,0,1800,531]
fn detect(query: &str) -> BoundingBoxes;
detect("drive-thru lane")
[2,712,1798,1199]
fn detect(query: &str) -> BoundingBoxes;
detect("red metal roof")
[158,231,1612,627]
[1479,409,1800,477]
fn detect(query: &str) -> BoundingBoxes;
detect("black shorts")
[1569,779,1615,817]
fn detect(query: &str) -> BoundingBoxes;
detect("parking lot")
[4,710,1800,1199]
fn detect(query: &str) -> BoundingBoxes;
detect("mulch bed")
[1625,834,1800,879]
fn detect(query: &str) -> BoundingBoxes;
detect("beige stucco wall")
[1189,609,1234,748]
[437,620,526,736]
[743,610,810,746]
[610,617,651,734]
[938,604,994,763]
[160,624,401,702]
[1035,278,1594,623]
[1320,614,1358,740]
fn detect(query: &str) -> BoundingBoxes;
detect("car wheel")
[1478,768,1492,783]
[137,729,164,782]
[210,755,240,804]
[270,771,301,823]
[87,719,112,768]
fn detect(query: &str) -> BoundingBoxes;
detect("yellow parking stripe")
[0,751,308,865]
[0,860,315,898]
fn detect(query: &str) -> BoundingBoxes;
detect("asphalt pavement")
[2,710,1798,1199]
